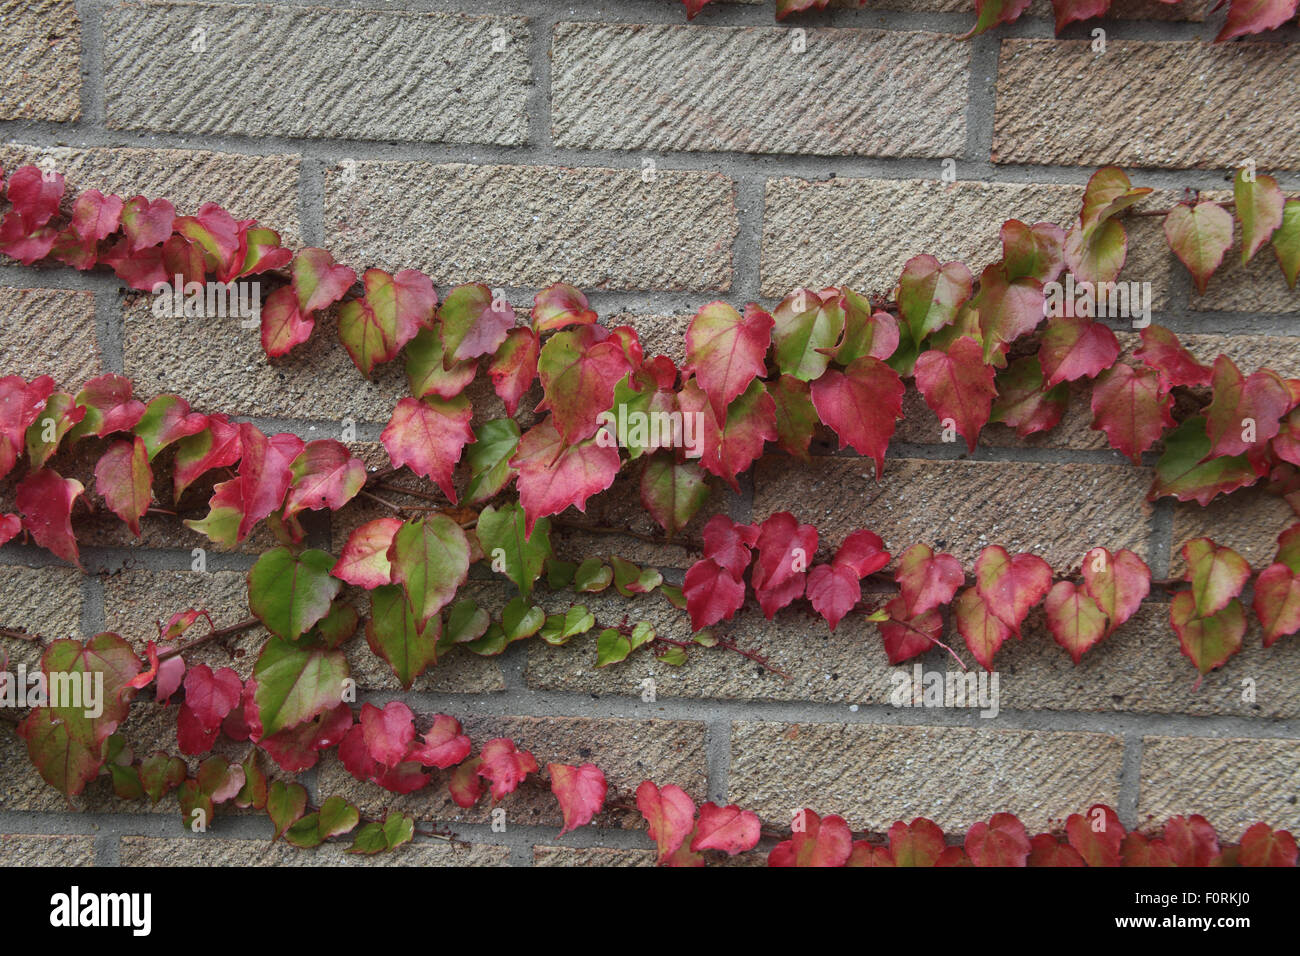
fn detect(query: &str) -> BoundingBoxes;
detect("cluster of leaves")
[681,0,1300,41]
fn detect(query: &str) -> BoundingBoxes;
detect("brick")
[532,845,654,867]
[316,715,708,829]
[752,455,1154,571]
[729,721,1124,832]
[103,2,530,145]
[324,162,736,292]
[0,288,98,389]
[1170,485,1294,575]
[119,835,510,866]
[849,0,1207,14]
[551,23,968,157]
[0,565,84,672]
[0,0,80,121]
[121,294,407,424]
[0,834,94,866]
[526,591,901,705]
[0,144,302,246]
[1138,736,1300,835]
[993,40,1300,170]
[759,177,1172,301]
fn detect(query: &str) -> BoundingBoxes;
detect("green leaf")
[285,794,359,848]
[365,584,440,688]
[444,598,491,645]
[247,547,342,642]
[347,812,415,855]
[1234,168,1286,265]
[389,515,470,628]
[772,290,843,381]
[574,558,612,593]
[464,418,521,504]
[308,599,359,649]
[476,502,551,596]
[595,628,633,667]
[1273,199,1300,288]
[640,456,709,537]
[897,255,973,348]
[267,780,308,841]
[660,585,687,610]
[611,556,663,597]
[500,596,545,642]
[540,606,595,646]
[546,558,577,590]
[464,623,508,657]
[657,646,687,666]
[252,637,349,738]
[1149,417,1262,506]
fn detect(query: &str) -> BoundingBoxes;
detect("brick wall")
[1,0,1298,867]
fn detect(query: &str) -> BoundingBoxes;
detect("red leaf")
[120,195,175,252]
[964,813,1031,866]
[531,282,597,333]
[448,756,485,808]
[971,263,1044,362]
[440,283,516,362]
[702,514,759,577]
[1252,563,1300,647]
[510,417,620,535]
[173,414,241,501]
[878,596,942,664]
[1182,537,1251,617]
[291,247,356,315]
[548,763,607,836]
[182,664,242,732]
[477,738,539,802]
[1065,805,1124,866]
[1028,833,1085,866]
[636,781,697,864]
[69,189,123,241]
[6,166,63,230]
[1216,0,1300,41]
[954,587,1013,671]
[381,396,475,503]
[683,558,747,631]
[408,715,472,769]
[1163,815,1220,867]
[0,373,55,479]
[260,286,314,357]
[809,356,904,478]
[337,268,435,376]
[895,543,965,616]
[1238,822,1299,867]
[285,439,366,520]
[68,373,146,441]
[94,436,152,536]
[1164,202,1233,295]
[807,530,889,629]
[16,468,83,566]
[1204,355,1291,459]
[750,512,818,618]
[1050,0,1112,32]
[990,356,1068,438]
[691,803,761,856]
[1090,363,1174,464]
[1082,546,1151,635]
[887,818,948,866]
[686,301,774,423]
[0,513,20,547]
[537,330,630,442]
[1038,315,1120,387]
[332,517,403,589]
[1044,580,1108,664]
[1134,325,1212,390]
[769,810,852,867]
[488,327,540,417]
[1171,591,1245,675]
[973,545,1052,635]
[678,378,776,491]
[234,425,304,541]
[913,336,997,453]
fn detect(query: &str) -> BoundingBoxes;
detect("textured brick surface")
[317,715,708,829]
[552,23,968,157]
[104,2,530,144]
[1170,485,1295,576]
[753,456,1154,570]
[993,40,1300,170]
[119,835,510,866]
[0,834,94,866]
[1138,736,1300,834]
[729,721,1124,832]
[0,288,98,388]
[760,177,1172,301]
[532,845,654,866]
[0,0,80,121]
[0,144,302,246]
[324,161,736,291]
[0,565,85,671]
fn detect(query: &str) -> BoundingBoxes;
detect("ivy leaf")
[636,781,697,864]
[366,584,441,688]
[974,545,1052,635]
[537,329,631,443]
[477,738,539,802]
[531,281,597,333]
[769,810,853,867]
[285,795,360,849]
[1134,325,1213,390]
[913,336,997,453]
[1164,201,1233,295]
[1253,564,1300,647]
[574,557,613,593]
[1162,815,1220,867]
[139,752,187,804]
[409,714,472,769]
[1203,355,1291,459]
[348,812,415,855]
[809,356,904,479]
[1217,0,1300,42]
[332,517,402,589]
[133,394,209,461]
[640,455,709,537]
[1064,218,1126,286]
[1181,538,1250,618]
[954,587,1013,671]
[683,558,747,631]
[510,417,621,535]
[1044,580,1108,664]
[1273,199,1300,288]
[888,818,948,867]
[404,326,477,400]
[824,289,898,365]
[1079,167,1153,240]
[1149,416,1263,505]
[990,356,1068,438]
[1171,592,1245,675]
[381,395,474,503]
[548,763,607,836]
[1082,546,1151,635]
[679,377,777,491]
[247,548,341,643]
[0,373,54,478]
[611,556,663,597]
[1234,169,1286,265]
[65,374,145,443]
[772,289,843,382]
[24,391,84,468]
[691,803,761,856]
[878,603,941,663]
[247,637,348,740]
[267,780,309,841]
[972,264,1045,364]
[488,327,540,417]
[895,543,965,617]
[6,165,63,230]
[338,268,436,376]
[766,375,817,461]
[965,813,1031,867]
[94,436,152,536]
[1238,822,1300,867]
[388,515,471,629]
[285,440,366,521]
[751,511,819,619]
[1090,363,1174,464]
[685,301,773,422]
[172,414,241,501]
[703,514,760,577]
[1063,805,1124,866]
[806,530,889,630]
[539,606,595,646]
[1001,220,1065,283]
[15,468,83,566]
[1038,315,1120,388]
[464,418,520,505]
[476,502,551,596]
[233,425,304,542]
[120,194,175,252]
[291,247,355,315]
[440,283,515,362]
[260,286,314,357]
[897,255,973,348]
